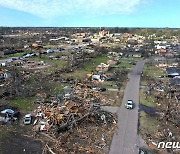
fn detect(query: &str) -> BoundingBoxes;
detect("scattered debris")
[31,82,117,153]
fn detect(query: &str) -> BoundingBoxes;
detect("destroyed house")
[166,67,180,77]
[96,63,110,72]
[0,69,6,79]
[175,95,180,101]
[125,52,142,58]
[169,77,180,86]
[0,69,11,79]
[3,49,15,55]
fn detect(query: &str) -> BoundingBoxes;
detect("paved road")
[109,60,146,154]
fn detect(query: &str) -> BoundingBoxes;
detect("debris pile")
[33,82,117,153]
[96,63,110,72]
[140,80,180,153]
[22,61,50,70]
[0,108,19,124]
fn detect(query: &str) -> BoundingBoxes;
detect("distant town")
[0,27,179,154]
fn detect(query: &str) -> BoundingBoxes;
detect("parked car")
[0,109,20,123]
[23,53,31,58]
[24,114,32,125]
[1,109,14,115]
[11,57,17,61]
[18,56,26,61]
[46,49,54,53]
[23,53,36,58]
[30,53,37,57]
[125,100,134,109]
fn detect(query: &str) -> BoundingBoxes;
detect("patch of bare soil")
[0,131,42,154]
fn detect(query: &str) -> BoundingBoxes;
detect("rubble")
[0,108,20,124]
[96,63,110,72]
[107,60,118,66]
[31,82,117,153]
[22,61,50,70]
[140,65,180,153]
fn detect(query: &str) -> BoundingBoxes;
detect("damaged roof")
[169,77,180,86]
[166,67,180,76]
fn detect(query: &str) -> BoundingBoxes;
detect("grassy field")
[2,50,38,58]
[66,56,140,79]
[43,45,59,49]
[31,56,68,73]
[99,81,118,89]
[83,55,109,72]
[140,80,148,86]
[143,63,166,77]
[64,55,108,79]
[1,52,27,59]
[139,111,160,137]
[139,61,164,153]
[140,111,159,132]
[11,52,27,57]
[12,97,35,111]
[140,89,156,108]
[116,58,140,69]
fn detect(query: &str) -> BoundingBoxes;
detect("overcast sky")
[0,0,179,27]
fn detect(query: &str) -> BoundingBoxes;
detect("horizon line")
[0,26,180,29]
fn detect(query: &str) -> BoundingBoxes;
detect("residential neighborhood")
[0,26,179,154]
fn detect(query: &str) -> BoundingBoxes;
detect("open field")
[113,57,143,70]
[11,97,35,111]
[140,89,156,108]
[143,63,166,77]
[139,111,160,135]
[31,56,68,73]
[64,54,108,79]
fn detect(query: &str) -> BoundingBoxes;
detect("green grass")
[31,56,68,73]
[64,55,108,79]
[139,111,160,139]
[2,50,38,58]
[140,63,167,107]
[99,81,118,89]
[83,55,109,72]
[116,58,138,69]
[140,111,159,132]
[141,80,148,85]
[43,45,59,49]
[143,63,166,77]
[140,89,156,108]
[53,59,68,68]
[11,52,27,57]
[47,59,68,73]
[31,56,51,62]
[12,97,35,111]
[0,52,26,59]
